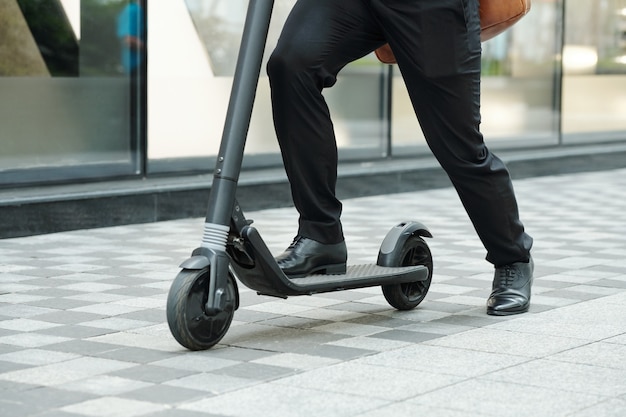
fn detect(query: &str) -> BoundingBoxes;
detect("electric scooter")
[166,0,434,351]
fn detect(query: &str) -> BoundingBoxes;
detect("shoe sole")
[486,305,530,316]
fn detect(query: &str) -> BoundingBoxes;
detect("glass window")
[0,0,144,186]
[561,0,626,141]
[391,0,562,155]
[147,0,388,173]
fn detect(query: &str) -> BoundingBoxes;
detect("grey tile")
[230,309,282,323]
[3,386,98,412]
[196,346,276,362]
[150,355,241,373]
[428,313,509,327]
[414,301,476,314]
[368,329,445,343]
[212,362,298,381]
[30,310,106,324]
[589,278,626,289]
[345,314,416,328]
[105,287,166,297]
[0,399,44,416]
[144,409,226,417]
[117,309,167,323]
[325,302,390,314]
[24,288,86,298]
[26,298,95,310]
[257,315,333,329]
[39,325,116,339]
[0,360,32,373]
[0,380,38,392]
[45,340,121,355]
[97,347,179,364]
[121,384,208,404]
[111,365,198,384]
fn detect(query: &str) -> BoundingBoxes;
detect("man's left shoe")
[487,256,534,316]
[275,236,347,278]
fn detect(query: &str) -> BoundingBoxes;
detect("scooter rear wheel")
[166,268,236,350]
[381,236,433,310]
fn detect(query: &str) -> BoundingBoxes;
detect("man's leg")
[372,0,533,313]
[267,0,385,276]
[267,0,384,245]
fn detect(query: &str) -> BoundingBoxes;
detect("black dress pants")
[267,0,533,266]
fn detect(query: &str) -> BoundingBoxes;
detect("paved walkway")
[1,168,625,417]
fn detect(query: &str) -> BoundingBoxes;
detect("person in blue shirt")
[117,0,145,75]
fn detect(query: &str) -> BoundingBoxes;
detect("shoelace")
[495,265,517,287]
[287,236,303,250]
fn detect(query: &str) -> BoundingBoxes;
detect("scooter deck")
[237,263,428,298]
[292,264,424,285]
[280,264,428,295]
[230,226,429,297]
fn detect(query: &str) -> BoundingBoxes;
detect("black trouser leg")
[267,0,384,244]
[372,0,533,265]
[408,74,532,266]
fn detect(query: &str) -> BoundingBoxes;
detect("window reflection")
[562,0,626,138]
[148,0,386,172]
[0,0,142,184]
[392,0,561,153]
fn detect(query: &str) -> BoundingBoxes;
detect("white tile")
[181,383,388,417]
[357,344,529,377]
[424,328,587,357]
[61,397,166,417]
[415,379,604,417]
[484,359,626,396]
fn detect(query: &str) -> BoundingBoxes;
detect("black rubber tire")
[381,236,433,310]
[166,268,236,350]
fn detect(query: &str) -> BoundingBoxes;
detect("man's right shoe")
[275,236,347,278]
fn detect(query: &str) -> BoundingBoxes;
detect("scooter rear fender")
[378,221,432,267]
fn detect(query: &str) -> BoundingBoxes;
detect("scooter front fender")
[179,255,211,270]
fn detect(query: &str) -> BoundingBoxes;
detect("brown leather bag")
[375,0,531,64]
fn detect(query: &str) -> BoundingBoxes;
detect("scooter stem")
[204,0,275,229]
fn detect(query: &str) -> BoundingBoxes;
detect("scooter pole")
[194,0,274,312]
[202,0,274,242]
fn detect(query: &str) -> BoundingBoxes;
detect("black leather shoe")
[487,256,533,316]
[276,236,347,278]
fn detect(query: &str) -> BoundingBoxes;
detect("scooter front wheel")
[166,268,236,350]
[381,236,433,310]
